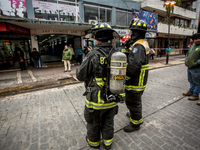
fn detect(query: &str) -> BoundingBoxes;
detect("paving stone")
[40,143,49,150]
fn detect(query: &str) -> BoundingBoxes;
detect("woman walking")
[62,45,72,72]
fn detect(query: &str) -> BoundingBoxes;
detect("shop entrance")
[38,34,81,67]
[0,39,30,70]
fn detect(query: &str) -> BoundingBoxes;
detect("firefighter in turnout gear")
[76,22,123,149]
[119,19,150,132]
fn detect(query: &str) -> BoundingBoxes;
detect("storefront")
[0,22,30,70]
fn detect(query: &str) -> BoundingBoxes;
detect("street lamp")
[165,1,176,64]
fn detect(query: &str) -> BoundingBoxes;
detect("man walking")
[183,33,200,105]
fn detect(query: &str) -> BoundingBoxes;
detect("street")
[0,64,200,150]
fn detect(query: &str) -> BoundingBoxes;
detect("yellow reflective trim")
[129,47,132,50]
[85,98,118,110]
[126,76,131,80]
[87,138,100,147]
[98,90,104,104]
[95,25,98,28]
[137,23,141,26]
[111,60,126,63]
[125,85,146,91]
[119,93,125,97]
[107,25,111,28]
[100,24,105,28]
[133,22,136,25]
[130,118,143,125]
[138,70,144,87]
[103,138,114,146]
[94,78,106,87]
[143,24,147,27]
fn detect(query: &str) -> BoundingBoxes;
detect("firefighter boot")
[123,123,140,132]
[102,142,112,150]
[182,90,193,96]
[188,95,199,101]
[85,136,100,149]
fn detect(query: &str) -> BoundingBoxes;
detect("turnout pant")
[125,90,143,125]
[84,106,118,147]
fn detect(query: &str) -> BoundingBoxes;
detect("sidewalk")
[0,55,185,96]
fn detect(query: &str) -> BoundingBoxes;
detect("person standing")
[62,45,72,72]
[69,44,75,65]
[15,47,26,71]
[120,19,150,132]
[183,33,200,104]
[31,48,40,68]
[77,46,83,65]
[76,22,122,149]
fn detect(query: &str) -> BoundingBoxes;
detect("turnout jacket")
[76,43,118,110]
[118,39,150,92]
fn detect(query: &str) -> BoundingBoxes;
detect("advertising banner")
[0,0,27,18]
[32,0,79,21]
[132,9,158,38]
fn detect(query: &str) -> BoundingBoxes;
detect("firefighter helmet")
[120,34,131,43]
[91,22,119,42]
[129,19,149,32]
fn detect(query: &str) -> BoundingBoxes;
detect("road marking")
[17,71,22,84]
[27,70,37,82]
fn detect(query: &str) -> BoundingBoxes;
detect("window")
[84,4,112,25]
[175,18,179,26]
[180,19,185,27]
[116,10,127,26]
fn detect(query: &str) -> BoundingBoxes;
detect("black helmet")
[129,19,149,32]
[91,22,119,42]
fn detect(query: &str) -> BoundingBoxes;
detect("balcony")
[157,22,197,36]
[141,0,196,20]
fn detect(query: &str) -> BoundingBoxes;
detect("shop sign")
[36,29,80,35]
[0,0,27,18]
[0,23,7,31]
[32,0,79,21]
[158,33,186,38]
[7,23,30,35]
[113,29,130,36]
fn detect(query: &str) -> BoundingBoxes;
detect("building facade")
[0,0,198,70]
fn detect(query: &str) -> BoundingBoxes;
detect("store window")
[32,0,78,21]
[84,5,112,25]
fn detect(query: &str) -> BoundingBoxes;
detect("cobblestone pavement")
[0,64,200,150]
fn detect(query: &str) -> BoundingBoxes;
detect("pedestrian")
[76,46,83,65]
[15,47,26,71]
[69,44,75,65]
[120,19,150,132]
[159,46,163,57]
[31,48,40,68]
[76,22,122,149]
[150,48,155,60]
[62,45,72,72]
[183,33,200,104]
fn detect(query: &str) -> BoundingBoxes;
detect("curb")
[0,62,184,98]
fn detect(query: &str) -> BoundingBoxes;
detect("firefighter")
[116,34,131,54]
[120,19,150,132]
[76,22,123,149]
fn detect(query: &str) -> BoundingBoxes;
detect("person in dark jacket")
[76,22,123,149]
[183,33,200,103]
[15,47,26,71]
[31,48,40,68]
[119,19,150,132]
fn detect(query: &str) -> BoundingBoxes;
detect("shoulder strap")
[130,39,150,55]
